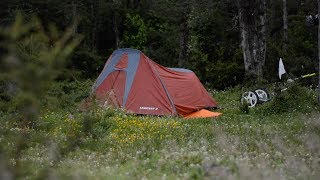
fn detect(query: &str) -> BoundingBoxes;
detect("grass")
[1,86,320,179]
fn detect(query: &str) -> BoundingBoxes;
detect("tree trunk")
[178,0,190,68]
[113,14,120,48]
[283,0,288,51]
[237,0,267,81]
[91,0,98,50]
[71,1,78,34]
[178,19,189,68]
[318,0,320,105]
[112,0,120,48]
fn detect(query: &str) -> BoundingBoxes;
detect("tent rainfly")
[91,48,219,117]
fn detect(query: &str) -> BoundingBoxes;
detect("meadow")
[1,10,320,180]
[1,83,319,179]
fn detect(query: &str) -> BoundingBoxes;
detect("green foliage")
[0,13,82,178]
[239,99,250,114]
[187,2,244,89]
[266,8,318,83]
[121,13,148,51]
[44,80,92,111]
[1,0,319,90]
[0,13,82,125]
[257,85,318,114]
[35,107,116,159]
[1,86,320,179]
[1,1,320,178]
[81,107,114,139]
[68,48,103,79]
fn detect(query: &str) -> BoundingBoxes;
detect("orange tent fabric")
[184,109,222,119]
[91,48,218,116]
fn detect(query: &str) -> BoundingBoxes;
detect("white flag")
[278,58,286,79]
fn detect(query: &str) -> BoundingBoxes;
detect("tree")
[177,0,191,68]
[149,0,192,68]
[112,0,122,48]
[318,0,320,105]
[186,0,244,89]
[283,0,288,51]
[237,0,267,82]
[0,14,82,126]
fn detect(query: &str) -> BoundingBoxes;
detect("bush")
[0,13,82,128]
[257,84,318,114]
[43,80,93,111]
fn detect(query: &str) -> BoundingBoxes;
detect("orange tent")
[91,48,218,116]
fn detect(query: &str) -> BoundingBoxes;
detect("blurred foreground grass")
[1,86,320,179]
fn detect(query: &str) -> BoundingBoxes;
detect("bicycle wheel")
[254,89,270,103]
[241,91,259,108]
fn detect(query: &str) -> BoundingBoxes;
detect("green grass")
[1,86,320,179]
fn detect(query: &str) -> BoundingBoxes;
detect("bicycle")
[240,73,317,108]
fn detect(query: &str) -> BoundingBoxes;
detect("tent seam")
[149,61,177,116]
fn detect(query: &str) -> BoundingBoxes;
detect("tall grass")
[1,85,320,179]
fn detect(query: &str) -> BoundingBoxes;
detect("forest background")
[1,0,319,90]
[1,1,320,179]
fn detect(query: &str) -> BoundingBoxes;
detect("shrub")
[0,13,82,127]
[239,100,249,114]
[257,84,318,114]
[44,80,93,111]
